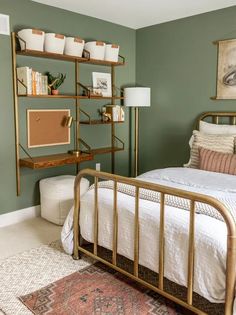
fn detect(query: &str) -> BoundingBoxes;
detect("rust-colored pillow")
[199,147,236,175]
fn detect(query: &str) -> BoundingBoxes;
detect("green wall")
[0,0,136,214]
[136,6,236,174]
[1,1,236,215]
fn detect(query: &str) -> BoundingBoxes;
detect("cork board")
[27,109,70,148]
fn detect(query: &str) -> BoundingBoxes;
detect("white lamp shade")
[124,87,151,107]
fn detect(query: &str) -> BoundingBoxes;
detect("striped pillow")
[188,130,235,168]
[199,147,236,175]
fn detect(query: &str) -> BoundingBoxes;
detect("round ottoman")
[40,175,89,225]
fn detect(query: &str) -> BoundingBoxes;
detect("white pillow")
[199,120,236,135]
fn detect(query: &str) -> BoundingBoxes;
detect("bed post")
[73,173,81,260]
[225,235,236,315]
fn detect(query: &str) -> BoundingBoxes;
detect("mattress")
[62,167,236,313]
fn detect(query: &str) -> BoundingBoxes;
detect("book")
[41,75,48,95]
[32,70,36,95]
[17,66,32,95]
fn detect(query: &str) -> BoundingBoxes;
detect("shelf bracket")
[113,135,125,150]
[19,143,34,161]
[79,138,91,153]
[79,108,91,123]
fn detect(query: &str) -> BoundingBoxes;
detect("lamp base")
[68,150,80,157]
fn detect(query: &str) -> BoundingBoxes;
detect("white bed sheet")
[62,167,236,313]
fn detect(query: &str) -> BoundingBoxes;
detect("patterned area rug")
[20,262,182,315]
[0,241,93,315]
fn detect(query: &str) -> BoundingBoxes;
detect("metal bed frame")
[73,112,236,315]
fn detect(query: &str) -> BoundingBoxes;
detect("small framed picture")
[92,72,112,97]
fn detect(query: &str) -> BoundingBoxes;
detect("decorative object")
[44,33,65,54]
[27,109,70,148]
[105,105,125,121]
[64,36,85,57]
[46,72,66,95]
[0,241,92,315]
[215,39,236,99]
[92,72,112,97]
[40,175,89,225]
[84,41,106,60]
[98,107,111,122]
[124,87,151,177]
[65,115,80,156]
[104,44,120,62]
[18,29,45,51]
[20,262,181,315]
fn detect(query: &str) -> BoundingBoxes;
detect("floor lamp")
[124,87,151,177]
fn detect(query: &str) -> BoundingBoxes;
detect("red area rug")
[19,263,182,315]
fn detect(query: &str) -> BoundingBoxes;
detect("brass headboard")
[197,111,236,129]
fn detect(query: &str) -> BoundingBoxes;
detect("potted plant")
[46,72,66,95]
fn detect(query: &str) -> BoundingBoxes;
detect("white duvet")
[62,167,236,313]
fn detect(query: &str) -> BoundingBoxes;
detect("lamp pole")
[134,107,139,177]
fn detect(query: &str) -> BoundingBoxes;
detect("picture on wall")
[92,72,112,97]
[27,109,70,148]
[216,39,236,99]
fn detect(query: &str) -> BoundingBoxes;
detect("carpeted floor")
[0,240,93,315]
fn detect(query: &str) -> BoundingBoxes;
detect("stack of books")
[105,105,125,122]
[17,66,48,95]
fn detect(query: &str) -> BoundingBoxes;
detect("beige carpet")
[0,241,93,315]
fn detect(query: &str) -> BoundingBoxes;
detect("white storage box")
[84,41,105,60]
[105,44,120,62]
[44,33,65,54]
[64,37,85,57]
[40,175,90,225]
[18,29,45,51]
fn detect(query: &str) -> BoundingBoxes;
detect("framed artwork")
[216,39,236,99]
[92,72,112,97]
[27,109,70,148]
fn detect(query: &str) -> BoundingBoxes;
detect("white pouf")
[40,175,89,225]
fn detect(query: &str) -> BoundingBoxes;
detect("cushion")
[199,147,236,175]
[199,120,236,135]
[187,130,235,169]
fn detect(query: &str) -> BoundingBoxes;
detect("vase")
[51,89,59,95]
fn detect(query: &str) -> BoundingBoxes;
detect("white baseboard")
[0,205,41,228]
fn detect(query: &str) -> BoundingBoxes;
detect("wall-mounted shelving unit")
[11,32,126,195]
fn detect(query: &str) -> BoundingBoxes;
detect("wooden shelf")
[19,152,93,169]
[87,58,124,66]
[80,120,124,125]
[90,147,124,155]
[18,94,88,99]
[18,94,124,100]
[16,49,125,66]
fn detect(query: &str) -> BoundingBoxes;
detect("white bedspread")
[62,167,236,312]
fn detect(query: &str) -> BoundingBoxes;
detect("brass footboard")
[73,168,236,315]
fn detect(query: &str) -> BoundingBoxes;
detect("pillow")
[199,147,236,175]
[187,130,235,169]
[199,120,236,135]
